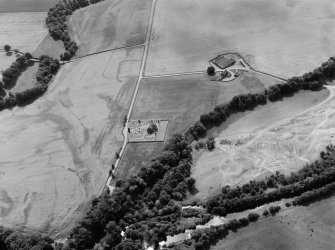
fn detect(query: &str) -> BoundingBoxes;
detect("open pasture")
[132,71,281,135]
[117,72,282,179]
[0,46,143,235]
[0,0,58,12]
[0,12,47,53]
[212,196,335,250]
[191,88,331,202]
[146,0,335,77]
[0,53,16,73]
[69,0,151,56]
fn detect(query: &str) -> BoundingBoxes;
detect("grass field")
[116,72,282,179]
[0,12,47,52]
[146,0,335,77]
[32,35,64,59]
[69,0,151,56]
[0,0,58,13]
[0,53,16,72]
[10,63,38,93]
[212,196,335,250]
[190,88,330,202]
[0,46,143,235]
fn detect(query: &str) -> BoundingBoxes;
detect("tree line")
[55,134,194,249]
[46,0,105,60]
[188,57,335,140]
[207,144,335,215]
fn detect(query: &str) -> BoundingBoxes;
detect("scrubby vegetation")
[46,0,105,60]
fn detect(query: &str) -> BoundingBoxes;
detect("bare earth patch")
[191,88,330,202]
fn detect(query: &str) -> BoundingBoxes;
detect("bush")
[247,213,260,222]
[4,44,11,52]
[207,66,215,75]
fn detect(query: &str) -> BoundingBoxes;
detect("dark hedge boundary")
[46,0,105,60]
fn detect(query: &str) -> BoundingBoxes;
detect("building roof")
[212,55,236,69]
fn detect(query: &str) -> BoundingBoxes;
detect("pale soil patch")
[0,0,58,13]
[0,46,143,235]
[146,0,335,77]
[191,89,330,202]
[0,12,47,53]
[0,53,16,72]
[212,196,335,250]
[69,0,151,56]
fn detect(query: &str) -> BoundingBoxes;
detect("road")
[105,0,158,193]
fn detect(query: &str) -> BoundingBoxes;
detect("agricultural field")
[0,53,16,73]
[10,63,39,93]
[190,88,331,202]
[0,46,143,235]
[212,196,335,250]
[0,12,48,52]
[69,0,152,56]
[116,72,282,180]
[32,35,64,59]
[146,0,335,77]
[132,72,281,135]
[0,0,58,13]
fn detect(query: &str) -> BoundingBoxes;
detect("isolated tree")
[207,66,215,76]
[4,45,11,52]
[147,123,158,135]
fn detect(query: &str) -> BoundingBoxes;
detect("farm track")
[105,0,158,193]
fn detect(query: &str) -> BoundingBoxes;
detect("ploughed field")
[69,0,152,56]
[190,88,332,202]
[146,0,335,77]
[0,45,144,235]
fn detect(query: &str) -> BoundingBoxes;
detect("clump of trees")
[46,0,105,60]
[147,123,158,135]
[67,134,193,249]
[207,66,215,76]
[0,55,60,110]
[2,53,32,88]
[0,226,53,250]
[4,45,11,52]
